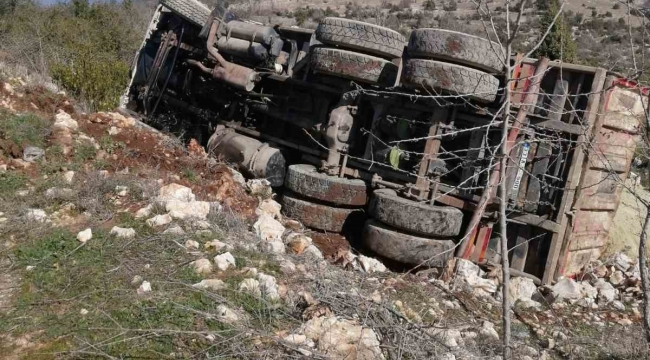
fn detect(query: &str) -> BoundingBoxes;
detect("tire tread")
[408,29,504,73]
[368,189,463,237]
[160,0,210,27]
[316,17,406,59]
[285,164,367,206]
[282,193,360,233]
[311,47,398,86]
[402,59,499,103]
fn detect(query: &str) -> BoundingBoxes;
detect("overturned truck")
[122,0,648,284]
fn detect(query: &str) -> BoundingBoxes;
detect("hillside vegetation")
[0,0,154,110]
[1,0,649,112]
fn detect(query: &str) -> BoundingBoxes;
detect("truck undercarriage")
[122,0,647,284]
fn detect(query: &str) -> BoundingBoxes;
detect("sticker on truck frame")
[510,142,530,199]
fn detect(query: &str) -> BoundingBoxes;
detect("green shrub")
[0,172,27,198]
[99,134,125,154]
[0,111,50,148]
[73,142,98,162]
[51,48,129,111]
[424,0,436,10]
[15,228,77,266]
[535,0,577,62]
[0,0,147,111]
[443,0,457,11]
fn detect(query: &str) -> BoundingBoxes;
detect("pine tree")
[72,0,90,17]
[534,0,577,62]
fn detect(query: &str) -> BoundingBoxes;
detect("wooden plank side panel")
[542,68,608,284]
[556,74,646,280]
[577,169,623,210]
[524,142,552,213]
[587,128,639,173]
[511,226,530,271]
[547,73,570,121]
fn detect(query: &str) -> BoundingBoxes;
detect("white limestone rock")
[257,273,280,301]
[135,204,152,219]
[26,209,48,223]
[77,228,92,244]
[260,240,286,254]
[110,226,136,239]
[508,277,538,304]
[162,225,186,235]
[157,183,195,203]
[214,252,236,271]
[137,281,152,295]
[299,316,384,359]
[63,170,75,184]
[357,255,387,273]
[165,200,210,220]
[192,279,226,291]
[551,278,581,301]
[216,304,239,323]
[185,240,200,250]
[190,258,213,275]
[253,214,285,242]
[146,214,172,227]
[239,278,261,297]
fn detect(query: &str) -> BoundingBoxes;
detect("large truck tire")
[311,47,398,86]
[401,59,500,103]
[363,220,455,267]
[407,29,505,73]
[160,0,210,27]
[281,192,363,233]
[285,164,368,206]
[316,17,406,59]
[368,189,463,237]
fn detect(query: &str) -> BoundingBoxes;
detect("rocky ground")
[1,78,649,359]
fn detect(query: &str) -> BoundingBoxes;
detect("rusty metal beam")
[457,57,550,259]
[415,108,448,191]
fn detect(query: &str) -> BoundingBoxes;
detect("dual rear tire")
[401,29,504,103]
[311,18,405,87]
[363,189,462,267]
[281,165,463,267]
[281,164,367,233]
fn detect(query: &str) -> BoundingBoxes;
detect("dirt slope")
[0,76,649,359]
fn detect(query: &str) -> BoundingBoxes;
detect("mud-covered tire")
[160,0,210,27]
[369,189,463,237]
[363,220,455,267]
[315,17,406,59]
[401,59,499,103]
[408,29,504,73]
[311,47,398,86]
[285,164,368,206]
[282,192,363,233]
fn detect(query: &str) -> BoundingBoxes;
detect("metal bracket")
[286,39,299,77]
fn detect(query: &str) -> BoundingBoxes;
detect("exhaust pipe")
[188,19,259,91]
[207,126,286,187]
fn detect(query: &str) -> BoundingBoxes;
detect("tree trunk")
[639,209,650,342]
[500,35,513,360]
